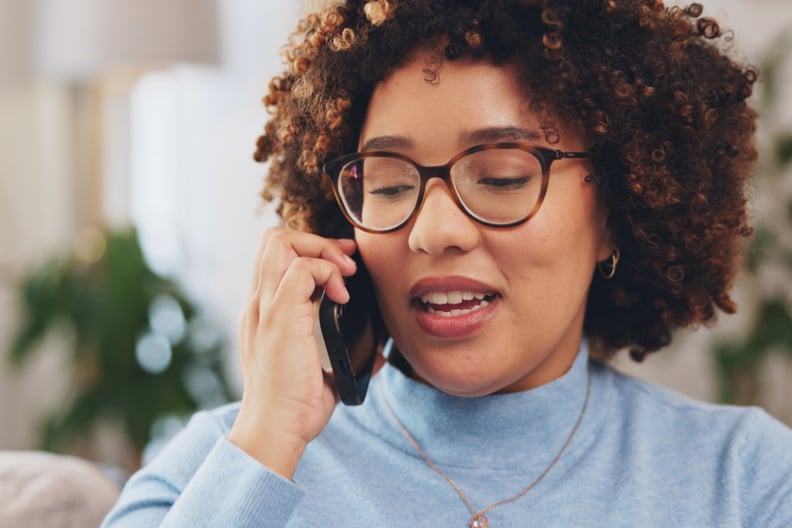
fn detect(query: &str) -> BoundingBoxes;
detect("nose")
[407,179,481,255]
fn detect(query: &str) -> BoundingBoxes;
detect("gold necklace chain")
[382,370,592,528]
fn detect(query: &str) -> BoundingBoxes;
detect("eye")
[477,176,533,190]
[361,158,418,199]
[368,184,416,197]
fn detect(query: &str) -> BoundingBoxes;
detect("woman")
[104,0,792,526]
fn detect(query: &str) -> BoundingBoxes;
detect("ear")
[583,170,617,262]
[597,235,616,262]
[596,209,617,262]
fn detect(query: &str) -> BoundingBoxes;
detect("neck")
[370,341,593,468]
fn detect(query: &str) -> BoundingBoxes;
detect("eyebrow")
[359,126,543,153]
[359,135,413,152]
[463,126,543,144]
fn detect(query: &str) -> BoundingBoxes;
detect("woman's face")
[355,52,613,396]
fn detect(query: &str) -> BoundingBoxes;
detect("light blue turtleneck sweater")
[103,345,792,527]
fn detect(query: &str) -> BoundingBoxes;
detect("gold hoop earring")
[598,248,620,280]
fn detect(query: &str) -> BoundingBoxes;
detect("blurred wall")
[0,0,79,450]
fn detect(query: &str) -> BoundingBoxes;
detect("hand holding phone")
[229,228,358,478]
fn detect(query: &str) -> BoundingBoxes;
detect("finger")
[265,256,350,322]
[248,231,271,297]
[266,228,357,273]
[254,228,357,302]
[249,228,356,296]
[249,227,294,298]
[238,303,257,364]
[237,309,247,355]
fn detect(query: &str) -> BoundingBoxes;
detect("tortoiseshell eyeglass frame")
[323,142,591,233]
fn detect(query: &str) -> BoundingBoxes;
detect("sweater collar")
[364,341,593,468]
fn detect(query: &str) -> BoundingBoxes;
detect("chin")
[408,357,506,397]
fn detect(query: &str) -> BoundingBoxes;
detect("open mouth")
[418,291,498,318]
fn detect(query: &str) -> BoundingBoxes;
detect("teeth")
[419,290,494,317]
[426,299,491,317]
[421,291,489,305]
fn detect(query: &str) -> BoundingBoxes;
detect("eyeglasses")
[323,142,590,233]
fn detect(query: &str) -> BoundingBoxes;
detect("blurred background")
[0,0,790,476]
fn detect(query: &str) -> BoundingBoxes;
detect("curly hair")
[253,0,758,361]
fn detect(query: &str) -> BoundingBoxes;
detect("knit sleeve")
[738,408,792,527]
[101,408,305,527]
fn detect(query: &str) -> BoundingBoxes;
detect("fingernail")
[344,254,356,266]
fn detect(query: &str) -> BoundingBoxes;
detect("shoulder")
[595,361,792,525]
[597,360,774,435]
[591,360,792,473]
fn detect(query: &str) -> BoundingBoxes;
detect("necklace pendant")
[470,513,489,528]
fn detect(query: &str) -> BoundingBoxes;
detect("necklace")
[382,370,592,528]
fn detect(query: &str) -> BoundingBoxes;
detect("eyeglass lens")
[336,148,544,231]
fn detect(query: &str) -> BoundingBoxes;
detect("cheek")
[529,186,608,260]
[355,233,410,343]
[489,207,604,291]
[356,231,383,269]
[355,231,401,295]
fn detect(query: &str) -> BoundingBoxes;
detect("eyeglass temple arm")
[556,151,590,159]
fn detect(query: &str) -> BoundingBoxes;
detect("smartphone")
[319,255,384,405]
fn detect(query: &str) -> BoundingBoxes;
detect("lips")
[410,277,500,338]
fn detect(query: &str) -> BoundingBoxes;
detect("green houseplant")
[9,228,232,464]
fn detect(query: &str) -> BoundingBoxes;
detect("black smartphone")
[319,255,384,405]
